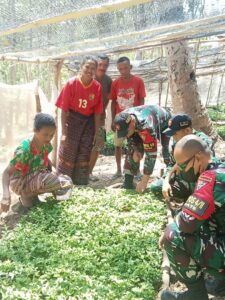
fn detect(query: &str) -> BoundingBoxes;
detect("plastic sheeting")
[0,82,55,162]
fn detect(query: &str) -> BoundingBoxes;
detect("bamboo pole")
[51,60,64,167]
[165,82,169,108]
[194,39,200,72]
[206,74,214,107]
[216,73,224,108]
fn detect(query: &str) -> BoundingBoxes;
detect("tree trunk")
[165,40,217,141]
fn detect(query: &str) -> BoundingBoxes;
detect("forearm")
[2,167,11,202]
[111,101,116,122]
[143,153,156,175]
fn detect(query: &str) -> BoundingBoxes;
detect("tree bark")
[165,40,217,141]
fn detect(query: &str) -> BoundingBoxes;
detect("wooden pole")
[51,60,64,167]
[165,82,169,108]
[206,74,214,107]
[194,39,200,72]
[217,73,224,107]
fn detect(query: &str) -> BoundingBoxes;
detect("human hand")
[111,123,116,132]
[1,196,11,213]
[136,180,147,193]
[162,179,172,200]
[158,232,166,249]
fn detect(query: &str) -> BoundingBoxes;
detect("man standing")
[113,105,171,192]
[110,56,146,178]
[89,55,112,181]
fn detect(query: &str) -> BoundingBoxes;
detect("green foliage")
[208,105,225,122]
[214,125,225,140]
[0,188,166,300]
[207,105,225,140]
[105,131,115,151]
[103,131,127,156]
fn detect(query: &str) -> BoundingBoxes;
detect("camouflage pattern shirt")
[124,105,171,175]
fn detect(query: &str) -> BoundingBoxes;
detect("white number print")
[78,98,87,108]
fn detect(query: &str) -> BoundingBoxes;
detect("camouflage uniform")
[123,105,171,176]
[150,129,215,199]
[163,162,225,285]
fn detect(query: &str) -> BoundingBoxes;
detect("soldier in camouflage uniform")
[150,113,215,201]
[113,105,171,192]
[160,135,225,300]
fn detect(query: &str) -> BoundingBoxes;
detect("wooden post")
[194,39,200,72]
[158,80,163,107]
[206,74,214,107]
[165,82,169,108]
[52,60,64,167]
[217,73,224,107]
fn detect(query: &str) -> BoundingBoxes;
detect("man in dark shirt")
[89,55,112,181]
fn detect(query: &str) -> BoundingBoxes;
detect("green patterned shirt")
[10,137,52,178]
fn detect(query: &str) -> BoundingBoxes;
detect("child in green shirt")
[1,112,73,212]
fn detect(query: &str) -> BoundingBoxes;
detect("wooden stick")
[194,39,201,72]
[206,74,214,107]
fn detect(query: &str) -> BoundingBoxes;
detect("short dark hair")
[34,113,56,131]
[117,56,130,64]
[81,55,98,68]
[97,54,109,63]
[176,134,210,156]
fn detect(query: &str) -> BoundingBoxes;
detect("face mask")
[180,167,199,182]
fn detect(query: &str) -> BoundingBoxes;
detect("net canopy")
[0,0,225,60]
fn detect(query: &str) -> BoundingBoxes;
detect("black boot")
[205,277,225,296]
[161,277,209,300]
[122,174,135,189]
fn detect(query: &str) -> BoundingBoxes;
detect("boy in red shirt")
[110,57,146,178]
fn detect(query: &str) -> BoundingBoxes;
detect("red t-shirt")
[110,75,146,114]
[56,77,103,116]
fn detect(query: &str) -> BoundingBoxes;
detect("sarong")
[10,169,73,197]
[57,111,95,185]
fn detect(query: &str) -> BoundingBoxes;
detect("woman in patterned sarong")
[56,56,103,185]
[1,113,73,212]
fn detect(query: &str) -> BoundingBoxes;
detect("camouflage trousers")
[124,133,170,176]
[164,223,225,284]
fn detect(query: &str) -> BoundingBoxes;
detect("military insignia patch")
[180,121,189,127]
[89,94,95,100]
[196,174,212,190]
[196,180,207,190]
[183,195,209,217]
